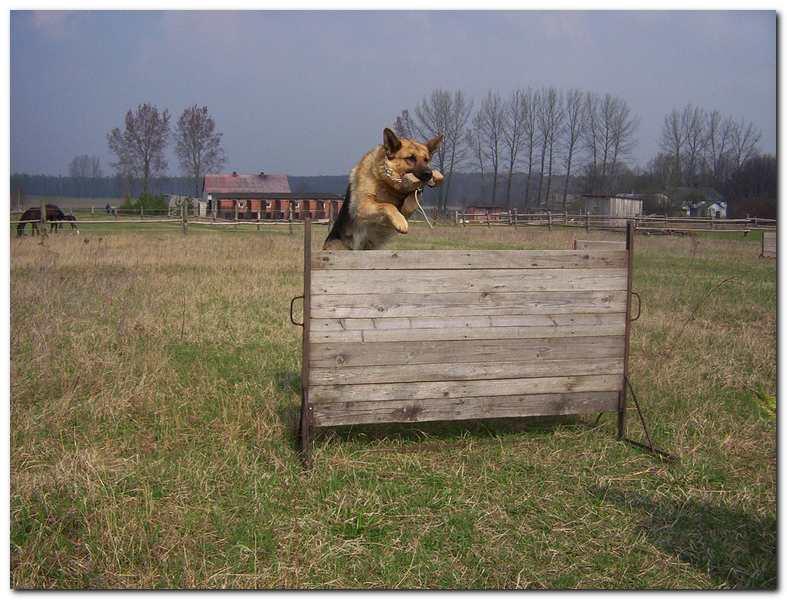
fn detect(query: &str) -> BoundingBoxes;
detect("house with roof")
[202,171,343,221]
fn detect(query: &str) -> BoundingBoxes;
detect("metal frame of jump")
[291,220,672,466]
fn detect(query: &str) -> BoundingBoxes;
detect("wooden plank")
[574,240,626,250]
[312,391,620,426]
[311,373,623,404]
[310,335,625,368]
[310,357,625,385]
[312,249,627,270]
[311,312,625,332]
[311,290,627,319]
[313,320,626,343]
[311,268,627,295]
[763,231,776,257]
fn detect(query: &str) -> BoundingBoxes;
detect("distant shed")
[583,194,643,227]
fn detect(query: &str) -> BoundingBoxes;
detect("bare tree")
[583,92,637,194]
[522,88,540,209]
[412,89,473,212]
[729,117,762,169]
[465,112,487,203]
[659,108,685,188]
[392,109,418,139]
[582,91,601,193]
[68,154,102,179]
[681,105,706,187]
[704,110,735,188]
[175,105,227,197]
[68,154,103,198]
[107,102,170,196]
[475,91,505,205]
[535,87,563,206]
[501,89,527,209]
[605,95,638,193]
[541,87,564,209]
[560,89,585,210]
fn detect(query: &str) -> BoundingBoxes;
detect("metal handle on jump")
[290,295,304,327]
[630,291,642,322]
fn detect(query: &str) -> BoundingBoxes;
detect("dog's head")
[382,128,443,183]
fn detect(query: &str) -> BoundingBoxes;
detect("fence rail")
[454,210,775,234]
[11,205,776,236]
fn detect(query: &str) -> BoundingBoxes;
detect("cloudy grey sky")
[11,10,776,176]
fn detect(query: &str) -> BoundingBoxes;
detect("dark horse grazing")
[16,205,79,236]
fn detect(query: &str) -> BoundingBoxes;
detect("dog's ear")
[425,133,444,153]
[383,128,402,156]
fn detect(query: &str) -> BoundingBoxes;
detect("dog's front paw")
[391,213,409,234]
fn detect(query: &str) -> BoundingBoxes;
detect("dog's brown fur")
[323,128,443,250]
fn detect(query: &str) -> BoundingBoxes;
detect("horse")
[57,214,80,235]
[16,205,78,236]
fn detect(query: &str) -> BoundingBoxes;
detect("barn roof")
[203,173,291,194]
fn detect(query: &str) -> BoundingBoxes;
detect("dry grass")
[10,223,775,589]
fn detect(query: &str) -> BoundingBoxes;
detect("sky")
[10,10,777,176]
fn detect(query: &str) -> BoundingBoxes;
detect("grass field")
[10,223,776,589]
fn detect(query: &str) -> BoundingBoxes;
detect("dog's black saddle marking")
[325,183,352,243]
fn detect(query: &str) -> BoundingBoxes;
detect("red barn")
[202,171,343,221]
[202,171,343,220]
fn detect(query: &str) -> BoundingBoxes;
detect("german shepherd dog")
[323,128,444,250]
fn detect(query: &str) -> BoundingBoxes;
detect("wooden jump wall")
[295,220,637,463]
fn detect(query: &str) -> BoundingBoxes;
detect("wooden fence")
[293,219,638,464]
[456,210,776,235]
[761,230,776,258]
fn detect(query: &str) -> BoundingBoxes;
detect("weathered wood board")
[573,239,627,251]
[762,231,776,258]
[296,221,635,443]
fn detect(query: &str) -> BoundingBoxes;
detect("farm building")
[202,172,343,220]
[582,194,643,227]
[464,205,508,222]
[687,200,727,219]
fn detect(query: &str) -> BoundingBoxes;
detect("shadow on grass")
[589,486,776,589]
[309,415,609,458]
[272,369,301,454]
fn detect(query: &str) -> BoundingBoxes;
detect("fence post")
[234,201,239,229]
[486,210,491,228]
[181,200,188,235]
[512,208,518,227]
[140,205,144,220]
[461,211,466,227]
[91,206,95,215]
[40,197,47,236]
[257,210,261,232]
[289,201,293,236]
[585,212,589,233]
[564,209,567,225]
[547,210,552,231]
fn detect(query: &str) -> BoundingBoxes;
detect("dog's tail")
[324,184,351,244]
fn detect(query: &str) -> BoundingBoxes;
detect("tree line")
[392,87,638,213]
[12,91,771,216]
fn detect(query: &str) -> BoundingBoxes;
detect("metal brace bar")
[623,377,678,462]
